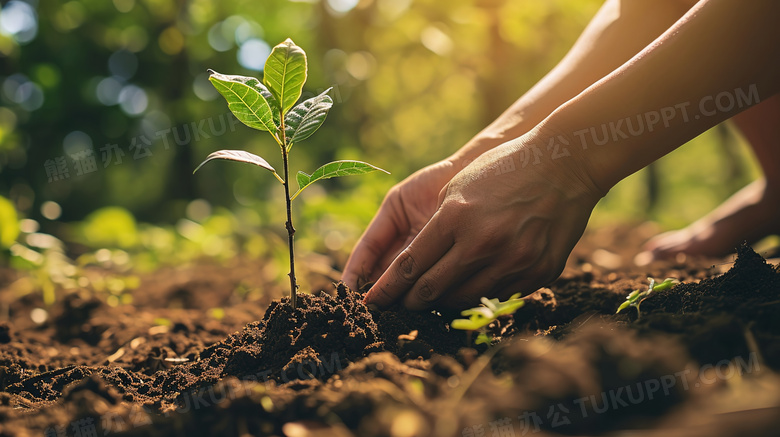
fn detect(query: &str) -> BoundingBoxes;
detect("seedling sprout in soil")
[451,293,525,345]
[194,39,388,309]
[616,277,679,318]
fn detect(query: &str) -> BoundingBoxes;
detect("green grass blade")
[263,38,307,115]
[208,70,278,134]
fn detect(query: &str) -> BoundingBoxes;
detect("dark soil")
[1,226,779,436]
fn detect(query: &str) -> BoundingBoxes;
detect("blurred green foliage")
[0,194,18,247]
[0,0,765,283]
[2,203,141,305]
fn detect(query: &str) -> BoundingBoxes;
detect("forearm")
[449,0,697,166]
[537,0,780,195]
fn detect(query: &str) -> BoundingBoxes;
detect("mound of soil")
[639,244,780,368]
[1,228,779,436]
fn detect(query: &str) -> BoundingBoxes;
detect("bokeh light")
[192,72,218,101]
[108,49,139,80]
[112,0,136,14]
[96,77,123,106]
[118,85,148,115]
[41,201,62,220]
[158,26,184,55]
[53,1,86,32]
[208,16,248,52]
[326,0,359,15]
[63,131,93,156]
[0,0,38,44]
[421,25,453,56]
[2,74,44,111]
[237,38,271,71]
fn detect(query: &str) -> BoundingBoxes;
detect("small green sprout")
[194,39,388,309]
[451,293,525,345]
[616,277,679,318]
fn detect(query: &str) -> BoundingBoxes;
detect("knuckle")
[374,285,395,302]
[437,185,449,206]
[472,226,503,252]
[395,250,417,282]
[386,184,403,199]
[362,239,385,260]
[439,201,482,235]
[441,197,469,215]
[414,277,440,303]
[381,186,404,209]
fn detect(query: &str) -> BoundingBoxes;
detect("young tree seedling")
[451,293,525,346]
[616,277,679,319]
[194,39,388,309]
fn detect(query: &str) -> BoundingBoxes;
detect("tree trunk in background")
[480,0,513,127]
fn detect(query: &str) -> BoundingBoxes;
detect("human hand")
[363,136,602,310]
[342,159,461,291]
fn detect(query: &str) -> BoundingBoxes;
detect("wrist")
[449,130,523,171]
[507,122,608,207]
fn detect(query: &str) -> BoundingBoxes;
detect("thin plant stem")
[279,120,298,309]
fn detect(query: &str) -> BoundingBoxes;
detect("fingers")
[368,234,415,284]
[370,213,550,310]
[639,229,692,263]
[433,233,560,310]
[401,249,487,311]
[342,199,405,290]
[437,266,547,310]
[364,215,453,308]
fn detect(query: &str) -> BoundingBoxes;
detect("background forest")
[0,0,764,294]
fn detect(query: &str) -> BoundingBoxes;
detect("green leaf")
[292,160,389,200]
[257,82,281,126]
[194,150,282,183]
[493,300,525,318]
[296,171,310,192]
[284,89,333,148]
[461,307,493,318]
[652,278,679,292]
[208,70,278,134]
[625,289,641,301]
[475,332,492,345]
[480,297,498,312]
[452,292,525,332]
[451,317,491,331]
[264,38,307,115]
[617,277,679,315]
[0,195,19,248]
